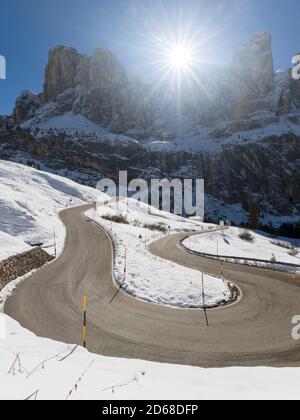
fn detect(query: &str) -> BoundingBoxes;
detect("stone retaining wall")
[0,248,54,291]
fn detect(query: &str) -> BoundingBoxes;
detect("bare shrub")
[270,240,292,250]
[102,214,129,225]
[143,223,167,233]
[288,246,298,257]
[239,230,254,242]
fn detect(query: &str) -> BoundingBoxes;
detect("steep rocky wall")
[0,247,54,291]
[203,134,300,214]
[0,129,299,217]
[44,46,127,102]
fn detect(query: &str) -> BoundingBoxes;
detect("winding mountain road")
[5,204,300,367]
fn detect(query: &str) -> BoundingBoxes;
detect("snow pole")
[201,272,205,307]
[124,246,127,283]
[202,273,209,327]
[221,261,224,280]
[109,247,127,304]
[83,295,87,348]
[53,227,57,258]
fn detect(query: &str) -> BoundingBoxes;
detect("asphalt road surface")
[5,205,300,367]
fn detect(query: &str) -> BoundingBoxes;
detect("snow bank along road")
[4,205,300,367]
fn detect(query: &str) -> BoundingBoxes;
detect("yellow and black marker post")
[83,295,87,348]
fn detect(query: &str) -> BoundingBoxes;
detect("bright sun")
[168,45,193,71]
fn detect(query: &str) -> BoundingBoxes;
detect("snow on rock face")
[21,111,139,144]
[21,112,106,135]
[0,160,106,259]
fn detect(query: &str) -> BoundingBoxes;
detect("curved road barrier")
[179,234,300,271]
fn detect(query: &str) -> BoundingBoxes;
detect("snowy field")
[22,111,138,144]
[0,160,105,260]
[86,199,234,309]
[0,232,31,261]
[0,313,300,400]
[183,227,300,265]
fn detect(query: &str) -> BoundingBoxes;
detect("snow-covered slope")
[1,313,300,400]
[0,160,106,259]
[184,227,300,265]
[87,199,234,309]
[21,111,107,135]
[22,111,138,144]
[0,232,31,260]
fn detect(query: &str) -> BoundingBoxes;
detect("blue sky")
[0,0,299,115]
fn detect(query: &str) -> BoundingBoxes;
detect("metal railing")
[179,237,300,269]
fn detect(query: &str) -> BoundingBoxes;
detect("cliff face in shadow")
[1,128,299,221]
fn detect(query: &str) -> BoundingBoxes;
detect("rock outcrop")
[15,45,152,130]
[291,53,300,105]
[14,90,42,124]
[43,46,127,101]
[89,48,127,89]
[44,46,79,101]
[230,32,274,118]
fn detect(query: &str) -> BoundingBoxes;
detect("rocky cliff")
[0,127,299,224]
[15,45,153,131]
[230,32,274,118]
[43,46,127,101]
[13,33,300,134]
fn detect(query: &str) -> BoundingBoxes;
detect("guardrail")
[179,237,300,269]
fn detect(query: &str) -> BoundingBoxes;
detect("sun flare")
[167,45,193,71]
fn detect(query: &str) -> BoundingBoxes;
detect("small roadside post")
[53,227,57,258]
[202,273,209,327]
[124,246,127,283]
[221,261,224,280]
[83,295,87,348]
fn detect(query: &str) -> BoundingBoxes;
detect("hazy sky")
[0,0,300,115]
